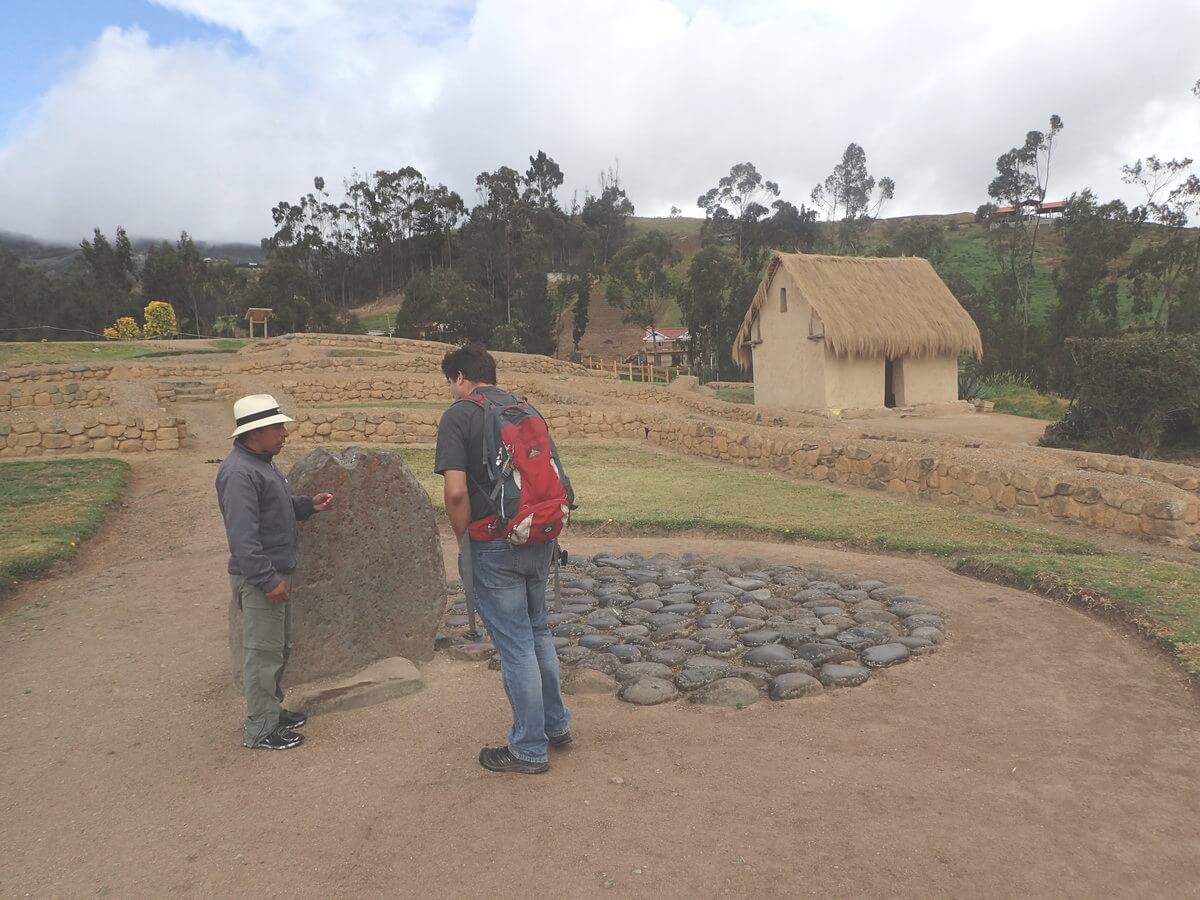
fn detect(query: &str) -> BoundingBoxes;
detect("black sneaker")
[279,709,307,729]
[248,727,305,750]
[549,731,574,748]
[478,746,549,774]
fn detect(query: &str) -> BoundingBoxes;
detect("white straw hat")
[230,394,294,437]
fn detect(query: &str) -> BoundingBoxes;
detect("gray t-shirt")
[434,387,512,521]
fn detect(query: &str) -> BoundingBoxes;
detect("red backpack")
[459,388,575,545]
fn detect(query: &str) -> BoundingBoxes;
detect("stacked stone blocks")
[286,407,1199,544]
[0,415,186,456]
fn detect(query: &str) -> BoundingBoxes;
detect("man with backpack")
[435,342,574,774]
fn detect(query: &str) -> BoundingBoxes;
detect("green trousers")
[232,574,292,747]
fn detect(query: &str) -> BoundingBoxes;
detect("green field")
[360,312,395,333]
[937,236,1059,321]
[0,458,130,591]
[715,386,754,404]
[0,339,246,367]
[392,442,1200,681]
[978,380,1069,420]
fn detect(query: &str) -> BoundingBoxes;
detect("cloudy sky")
[2,0,1197,244]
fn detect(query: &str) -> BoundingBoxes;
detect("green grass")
[360,312,395,333]
[0,458,130,591]
[978,381,1069,420]
[937,237,1059,322]
[0,340,244,366]
[389,442,1200,681]
[716,386,754,404]
[392,444,1091,556]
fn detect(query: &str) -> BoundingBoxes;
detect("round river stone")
[618,676,679,705]
[443,550,947,709]
[608,644,643,662]
[615,661,675,683]
[768,672,824,701]
[688,677,760,708]
[739,629,781,647]
[743,645,793,668]
[819,664,871,687]
[578,634,617,650]
[861,642,912,668]
[791,642,858,666]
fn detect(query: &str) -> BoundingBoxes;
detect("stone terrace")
[0,333,1197,546]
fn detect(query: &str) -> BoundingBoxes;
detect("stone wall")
[0,415,186,456]
[287,407,1200,544]
[241,332,600,377]
[122,362,230,380]
[1074,453,1200,496]
[153,380,233,403]
[290,409,441,443]
[0,382,110,412]
[0,363,114,384]
[281,373,572,405]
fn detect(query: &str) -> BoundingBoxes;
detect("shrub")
[1042,333,1200,457]
[102,316,141,341]
[957,355,982,401]
[143,301,178,338]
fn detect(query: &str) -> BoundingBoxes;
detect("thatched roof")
[733,253,983,369]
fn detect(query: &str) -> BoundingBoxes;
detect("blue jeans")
[465,539,571,763]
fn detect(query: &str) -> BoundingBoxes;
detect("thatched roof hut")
[733,253,982,370]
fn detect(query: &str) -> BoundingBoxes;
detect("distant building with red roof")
[642,327,691,366]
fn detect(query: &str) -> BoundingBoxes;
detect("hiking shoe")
[549,731,574,748]
[279,709,307,729]
[478,746,549,774]
[247,727,305,751]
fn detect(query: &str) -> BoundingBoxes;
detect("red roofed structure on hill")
[641,326,691,367]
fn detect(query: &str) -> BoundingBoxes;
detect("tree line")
[2,83,1197,397]
[956,82,1199,393]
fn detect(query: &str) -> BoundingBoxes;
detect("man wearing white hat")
[216,394,334,750]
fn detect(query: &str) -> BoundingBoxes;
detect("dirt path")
[2,433,1199,898]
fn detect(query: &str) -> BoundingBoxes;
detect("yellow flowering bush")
[143,301,178,338]
[102,317,142,341]
[101,302,178,340]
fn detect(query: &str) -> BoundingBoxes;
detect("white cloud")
[1,0,1197,242]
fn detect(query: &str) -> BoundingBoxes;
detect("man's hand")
[313,492,335,512]
[265,580,290,604]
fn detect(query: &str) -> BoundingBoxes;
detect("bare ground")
[850,412,1052,446]
[2,432,1199,898]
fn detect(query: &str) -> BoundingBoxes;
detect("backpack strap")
[455,390,509,531]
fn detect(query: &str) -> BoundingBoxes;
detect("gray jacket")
[215,441,314,591]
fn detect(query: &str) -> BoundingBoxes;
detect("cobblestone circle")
[437,551,947,706]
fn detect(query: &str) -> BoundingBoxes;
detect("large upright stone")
[228,447,445,688]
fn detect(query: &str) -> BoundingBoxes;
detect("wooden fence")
[581,356,687,384]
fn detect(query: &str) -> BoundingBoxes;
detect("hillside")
[0,230,265,271]
[7,211,1180,357]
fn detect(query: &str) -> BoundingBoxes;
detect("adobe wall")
[749,271,827,409]
[823,351,882,409]
[896,354,957,406]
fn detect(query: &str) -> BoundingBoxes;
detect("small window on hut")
[809,311,825,340]
[779,287,788,313]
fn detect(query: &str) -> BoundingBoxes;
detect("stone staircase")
[155,380,230,403]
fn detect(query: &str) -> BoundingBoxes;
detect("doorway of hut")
[884,358,897,408]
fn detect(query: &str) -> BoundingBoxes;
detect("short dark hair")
[441,341,497,384]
